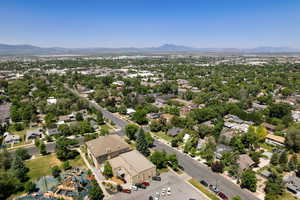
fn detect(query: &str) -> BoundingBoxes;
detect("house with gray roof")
[284,173,300,198]
[167,127,182,137]
[3,132,20,144]
[26,128,43,141]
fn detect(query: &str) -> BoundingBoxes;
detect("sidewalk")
[77,148,111,199]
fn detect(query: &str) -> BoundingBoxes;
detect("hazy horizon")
[1,0,300,48]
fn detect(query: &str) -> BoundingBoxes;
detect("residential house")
[146,113,161,120]
[160,114,174,123]
[237,154,255,171]
[261,122,276,133]
[265,134,285,147]
[3,132,20,144]
[215,144,233,159]
[292,111,300,122]
[284,173,300,198]
[86,134,131,168]
[109,150,156,186]
[0,103,10,125]
[126,108,136,116]
[26,128,43,141]
[167,127,182,137]
[47,97,57,104]
[46,128,58,136]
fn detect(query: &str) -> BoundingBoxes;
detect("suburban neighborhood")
[0,54,299,200]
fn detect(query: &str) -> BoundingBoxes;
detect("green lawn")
[26,153,86,181]
[280,192,299,200]
[152,131,173,142]
[158,168,170,174]
[188,179,219,200]
[26,154,61,181]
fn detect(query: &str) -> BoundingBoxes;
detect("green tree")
[15,148,31,161]
[150,151,167,169]
[279,151,288,169]
[89,180,104,200]
[241,170,257,192]
[211,161,225,173]
[125,124,138,140]
[103,161,113,178]
[288,154,298,171]
[136,128,150,156]
[11,156,29,182]
[24,181,36,193]
[96,110,105,125]
[39,141,47,155]
[51,166,61,178]
[270,152,279,166]
[144,132,154,147]
[264,171,284,200]
[149,120,162,132]
[62,161,71,170]
[166,154,178,170]
[76,112,84,121]
[286,126,300,152]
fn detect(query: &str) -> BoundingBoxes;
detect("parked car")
[200,180,208,187]
[149,196,153,200]
[122,189,131,193]
[135,183,146,189]
[178,165,184,170]
[131,185,138,191]
[218,192,229,200]
[142,181,150,186]
[209,184,219,193]
[152,176,161,181]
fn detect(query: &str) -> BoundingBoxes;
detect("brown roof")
[261,122,276,131]
[266,134,285,144]
[86,134,130,158]
[237,154,255,171]
[109,150,156,176]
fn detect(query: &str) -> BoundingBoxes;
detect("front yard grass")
[188,178,219,200]
[280,192,299,200]
[152,131,173,142]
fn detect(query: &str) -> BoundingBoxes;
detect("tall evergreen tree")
[288,154,298,171]
[136,128,150,156]
[279,151,288,169]
[11,156,29,182]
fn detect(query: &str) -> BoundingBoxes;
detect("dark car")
[218,192,229,200]
[122,189,131,194]
[200,180,208,187]
[152,176,161,181]
[142,181,150,186]
[135,183,146,189]
[149,196,153,200]
[178,165,184,170]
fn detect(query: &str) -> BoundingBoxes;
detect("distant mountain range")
[0,43,299,55]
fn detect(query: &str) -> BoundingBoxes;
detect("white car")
[167,187,171,192]
[161,191,165,196]
[167,191,171,196]
[131,185,138,191]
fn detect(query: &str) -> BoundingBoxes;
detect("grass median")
[188,178,220,200]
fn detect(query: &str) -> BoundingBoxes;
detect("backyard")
[25,153,86,181]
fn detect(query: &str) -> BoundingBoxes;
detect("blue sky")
[1,0,300,48]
